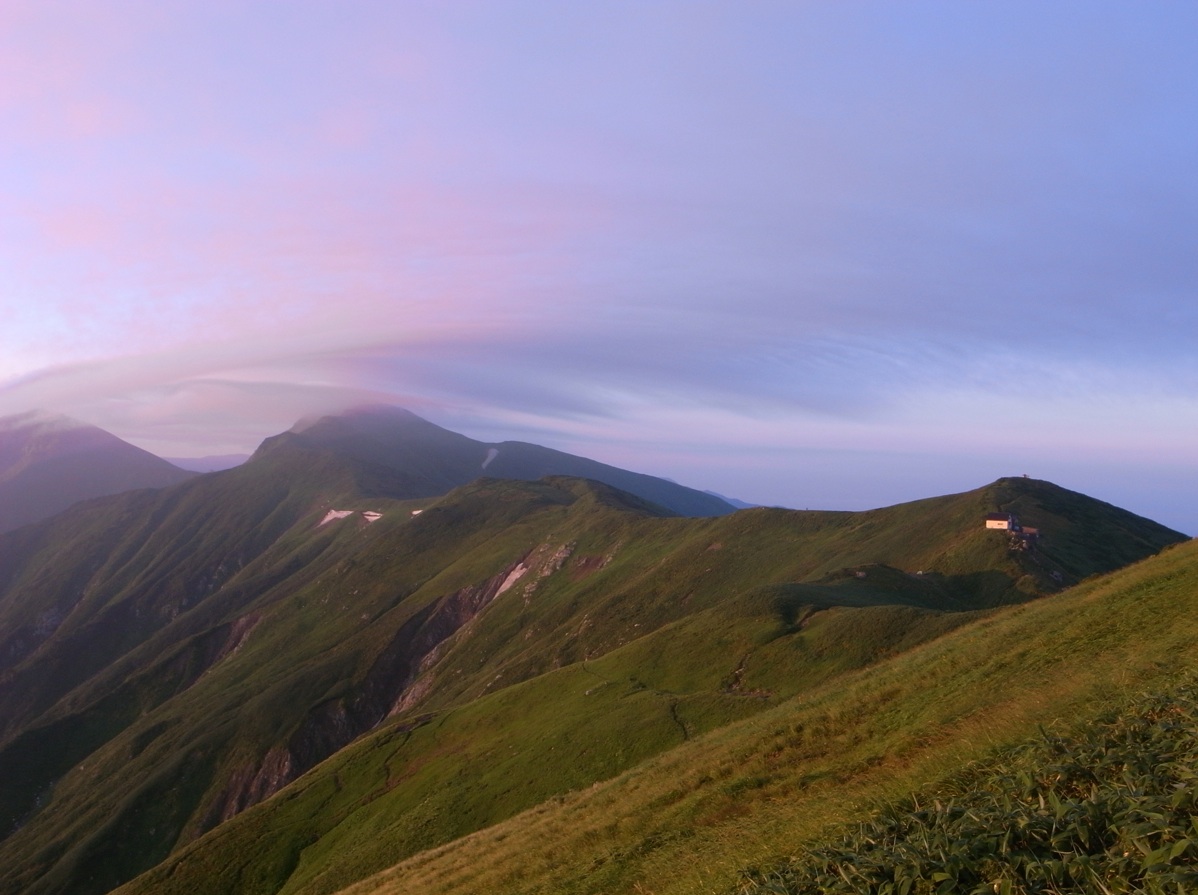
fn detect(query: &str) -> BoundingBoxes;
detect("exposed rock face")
[201,555,540,830]
[208,748,295,825]
[213,613,261,664]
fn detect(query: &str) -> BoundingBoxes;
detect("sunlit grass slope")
[739,676,1198,894]
[301,537,1198,895]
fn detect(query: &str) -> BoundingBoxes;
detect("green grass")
[109,591,966,895]
[738,676,1198,894]
[0,475,1184,895]
[311,538,1198,895]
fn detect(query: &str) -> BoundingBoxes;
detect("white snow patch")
[362,511,382,523]
[319,510,354,526]
[411,509,423,516]
[495,563,529,597]
[482,447,500,469]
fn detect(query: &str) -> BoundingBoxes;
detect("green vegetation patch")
[739,678,1198,895]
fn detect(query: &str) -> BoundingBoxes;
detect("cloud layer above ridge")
[1,1,1196,529]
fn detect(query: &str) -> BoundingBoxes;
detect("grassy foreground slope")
[303,537,1198,895]
[740,677,1198,893]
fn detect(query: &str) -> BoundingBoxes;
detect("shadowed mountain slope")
[262,405,735,517]
[0,420,1182,895]
[0,412,194,533]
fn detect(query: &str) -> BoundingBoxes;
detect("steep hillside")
[0,412,194,533]
[739,678,1198,893]
[0,446,1179,895]
[279,539,1198,895]
[0,441,369,741]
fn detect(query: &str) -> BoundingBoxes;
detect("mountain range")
[0,405,1189,895]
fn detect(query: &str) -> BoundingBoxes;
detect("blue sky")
[1,2,1196,532]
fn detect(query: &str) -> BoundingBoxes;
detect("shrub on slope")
[739,678,1198,895]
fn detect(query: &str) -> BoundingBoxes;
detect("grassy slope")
[101,482,1187,895]
[0,477,953,895]
[0,479,584,894]
[109,598,985,895]
[300,537,1198,895]
[0,469,1182,895]
[0,447,364,739]
[738,677,1198,893]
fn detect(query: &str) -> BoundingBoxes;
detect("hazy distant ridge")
[164,454,251,472]
[0,411,194,533]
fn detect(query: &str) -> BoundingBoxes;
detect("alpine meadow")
[0,406,1189,895]
[2,5,1197,895]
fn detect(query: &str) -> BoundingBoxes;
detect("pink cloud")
[0,2,151,141]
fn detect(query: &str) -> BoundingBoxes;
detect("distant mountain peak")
[0,410,195,533]
[290,403,425,432]
[338,403,424,419]
[261,405,736,517]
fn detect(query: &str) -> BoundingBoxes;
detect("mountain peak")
[290,403,427,433]
[0,411,194,533]
[258,405,735,516]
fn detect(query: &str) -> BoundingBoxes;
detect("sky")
[1,2,1196,533]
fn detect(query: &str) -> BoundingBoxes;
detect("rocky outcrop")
[200,554,542,832]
